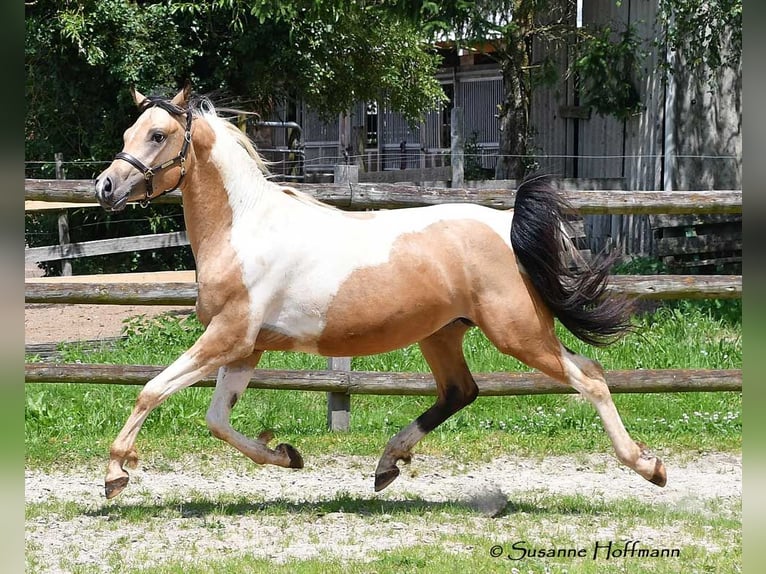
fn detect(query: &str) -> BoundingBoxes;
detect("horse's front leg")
[204,356,304,469]
[104,319,256,499]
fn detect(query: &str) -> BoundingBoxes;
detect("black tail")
[510,176,633,347]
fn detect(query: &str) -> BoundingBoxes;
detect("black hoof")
[104,475,129,500]
[276,443,304,469]
[374,467,400,492]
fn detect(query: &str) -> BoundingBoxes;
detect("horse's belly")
[317,306,459,357]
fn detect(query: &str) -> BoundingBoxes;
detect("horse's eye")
[151,132,166,144]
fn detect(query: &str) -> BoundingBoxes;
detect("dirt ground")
[24,262,192,346]
[24,303,191,346]
[25,451,741,573]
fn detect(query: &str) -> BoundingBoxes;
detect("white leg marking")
[205,365,303,468]
[105,352,218,498]
[561,346,665,484]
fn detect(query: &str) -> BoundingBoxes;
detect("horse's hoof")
[374,467,400,492]
[648,457,667,487]
[104,475,129,500]
[276,443,304,469]
[637,442,667,487]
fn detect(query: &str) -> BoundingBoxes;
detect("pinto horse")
[95,84,666,500]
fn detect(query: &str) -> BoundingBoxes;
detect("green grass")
[25,299,741,467]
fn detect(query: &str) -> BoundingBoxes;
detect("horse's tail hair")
[510,175,634,347]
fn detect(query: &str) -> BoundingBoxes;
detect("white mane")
[197,101,335,210]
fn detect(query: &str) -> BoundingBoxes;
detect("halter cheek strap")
[114,104,193,208]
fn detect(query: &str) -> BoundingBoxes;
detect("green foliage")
[575,25,644,120]
[613,256,669,275]
[462,131,493,181]
[25,203,193,276]
[657,0,742,83]
[25,0,447,274]
[25,1,191,178]
[26,0,446,172]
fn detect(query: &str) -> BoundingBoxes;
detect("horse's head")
[95,83,193,211]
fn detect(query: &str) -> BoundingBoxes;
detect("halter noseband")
[114,98,193,207]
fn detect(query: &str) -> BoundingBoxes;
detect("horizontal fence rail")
[25,177,743,430]
[26,364,742,395]
[25,231,189,264]
[24,274,742,305]
[25,179,743,215]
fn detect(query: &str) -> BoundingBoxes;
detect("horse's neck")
[179,123,282,267]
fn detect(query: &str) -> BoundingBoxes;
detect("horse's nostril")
[103,177,113,194]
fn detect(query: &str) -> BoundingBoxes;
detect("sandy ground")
[24,262,192,346]
[25,451,741,573]
[24,303,191,345]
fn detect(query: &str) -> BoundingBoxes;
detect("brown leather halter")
[114,98,193,207]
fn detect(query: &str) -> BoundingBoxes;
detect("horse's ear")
[171,80,192,108]
[130,86,146,108]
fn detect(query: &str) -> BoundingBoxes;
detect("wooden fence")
[24,178,742,431]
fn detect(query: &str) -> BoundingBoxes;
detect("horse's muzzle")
[95,174,129,211]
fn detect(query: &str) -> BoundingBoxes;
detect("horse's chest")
[235,252,378,350]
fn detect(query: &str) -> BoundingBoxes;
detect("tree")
[25,0,446,176]
[396,1,585,180]
[394,0,741,180]
[24,0,447,274]
[656,0,741,81]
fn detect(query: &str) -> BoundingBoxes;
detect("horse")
[94,83,667,500]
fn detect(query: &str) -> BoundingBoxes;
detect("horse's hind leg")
[478,300,666,487]
[375,319,478,491]
[558,345,666,485]
[204,354,304,470]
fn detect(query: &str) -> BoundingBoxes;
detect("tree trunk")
[495,23,532,181]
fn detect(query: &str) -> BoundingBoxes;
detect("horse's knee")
[134,388,161,412]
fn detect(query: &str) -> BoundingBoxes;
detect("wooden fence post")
[327,163,357,431]
[451,107,464,188]
[334,164,359,185]
[55,153,72,276]
[326,356,351,431]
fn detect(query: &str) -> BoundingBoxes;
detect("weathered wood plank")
[24,281,199,305]
[25,200,101,211]
[655,234,742,257]
[664,256,742,269]
[607,275,742,299]
[24,363,742,394]
[24,275,742,305]
[327,356,352,431]
[650,213,742,228]
[25,179,742,215]
[25,179,182,205]
[26,270,197,284]
[25,231,189,263]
